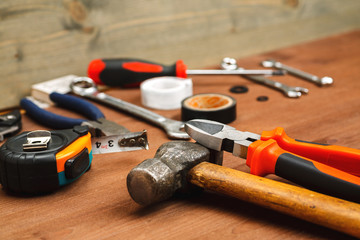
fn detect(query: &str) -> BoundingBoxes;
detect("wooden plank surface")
[1,0,360,109]
[1,30,360,239]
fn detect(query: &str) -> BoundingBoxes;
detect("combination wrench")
[261,59,333,86]
[70,77,190,140]
[221,58,308,98]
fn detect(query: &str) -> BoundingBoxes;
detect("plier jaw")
[185,119,260,158]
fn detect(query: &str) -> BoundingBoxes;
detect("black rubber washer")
[257,96,269,102]
[230,85,248,94]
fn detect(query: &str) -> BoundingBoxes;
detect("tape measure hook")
[23,130,51,151]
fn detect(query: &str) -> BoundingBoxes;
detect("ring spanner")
[221,58,309,98]
[70,77,190,140]
[261,59,333,86]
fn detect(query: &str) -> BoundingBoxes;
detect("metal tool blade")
[91,130,148,154]
[185,119,260,158]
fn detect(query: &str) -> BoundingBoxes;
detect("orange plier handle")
[261,127,360,176]
[245,128,360,203]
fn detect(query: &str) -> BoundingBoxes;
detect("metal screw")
[138,138,145,145]
[129,139,136,146]
[119,139,127,146]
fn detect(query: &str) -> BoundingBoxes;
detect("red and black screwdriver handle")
[246,139,360,203]
[261,127,360,176]
[88,58,188,87]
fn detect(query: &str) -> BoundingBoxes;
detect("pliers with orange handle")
[185,119,360,203]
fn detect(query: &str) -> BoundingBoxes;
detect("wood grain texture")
[189,162,360,238]
[0,30,360,240]
[1,0,360,109]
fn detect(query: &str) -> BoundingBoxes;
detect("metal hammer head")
[127,141,221,205]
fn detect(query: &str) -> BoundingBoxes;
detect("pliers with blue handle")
[185,119,360,203]
[20,92,130,136]
[20,92,148,150]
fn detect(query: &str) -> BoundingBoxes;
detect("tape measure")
[0,126,92,194]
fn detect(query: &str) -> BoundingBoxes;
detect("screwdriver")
[88,58,285,87]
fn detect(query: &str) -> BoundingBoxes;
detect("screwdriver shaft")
[186,69,285,76]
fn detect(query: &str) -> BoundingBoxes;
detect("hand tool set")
[70,77,189,140]
[127,141,360,237]
[1,55,358,237]
[20,92,149,153]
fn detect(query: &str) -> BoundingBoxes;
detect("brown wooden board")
[1,0,360,109]
[1,30,360,239]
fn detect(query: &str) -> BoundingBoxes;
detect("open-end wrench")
[261,59,333,86]
[70,77,190,140]
[221,58,309,98]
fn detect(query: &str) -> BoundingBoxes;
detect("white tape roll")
[140,77,193,110]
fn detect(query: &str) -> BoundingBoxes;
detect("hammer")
[127,141,360,238]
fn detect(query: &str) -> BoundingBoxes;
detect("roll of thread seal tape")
[181,93,236,124]
[141,77,193,110]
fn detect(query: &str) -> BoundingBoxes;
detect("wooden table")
[1,30,360,239]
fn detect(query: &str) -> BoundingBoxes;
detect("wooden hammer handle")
[188,162,360,238]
